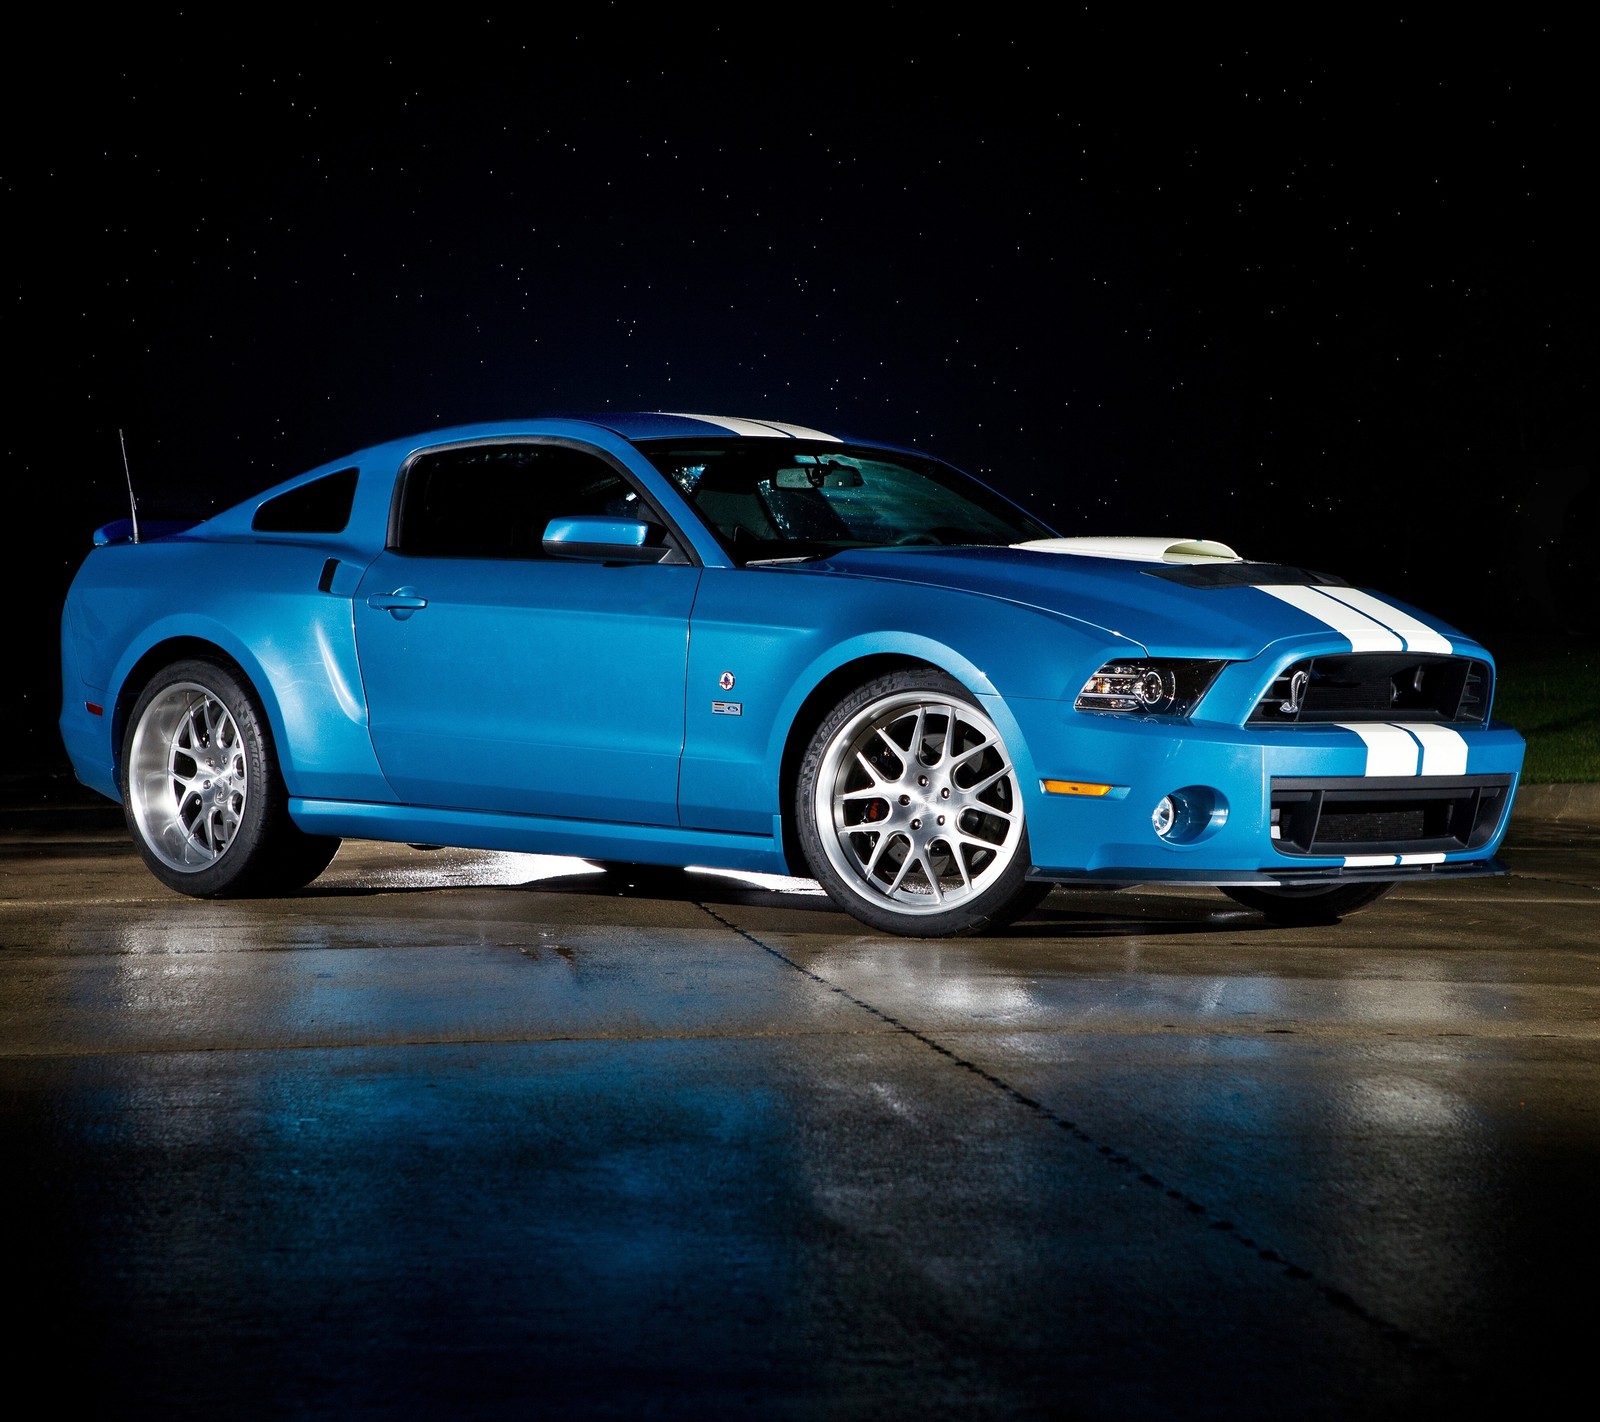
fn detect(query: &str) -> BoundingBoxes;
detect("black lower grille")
[1316,806,1428,843]
[1271,775,1513,857]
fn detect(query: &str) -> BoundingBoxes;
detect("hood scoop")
[1012,536,1243,564]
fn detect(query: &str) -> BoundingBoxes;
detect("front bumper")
[990,693,1527,885]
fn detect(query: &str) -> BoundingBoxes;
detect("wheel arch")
[111,637,278,792]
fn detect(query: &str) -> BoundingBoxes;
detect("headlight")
[1075,659,1226,717]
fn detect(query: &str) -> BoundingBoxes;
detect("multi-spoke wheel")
[1221,881,1393,925]
[121,658,340,897]
[797,670,1050,935]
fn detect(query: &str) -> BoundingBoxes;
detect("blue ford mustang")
[58,412,1526,935]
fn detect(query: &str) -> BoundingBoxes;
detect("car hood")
[800,541,1471,659]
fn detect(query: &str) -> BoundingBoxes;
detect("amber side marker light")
[1041,780,1114,797]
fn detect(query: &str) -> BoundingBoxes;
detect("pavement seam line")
[696,900,1470,1383]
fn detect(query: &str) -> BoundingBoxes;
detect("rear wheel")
[1221,882,1393,925]
[796,670,1050,936]
[121,658,340,897]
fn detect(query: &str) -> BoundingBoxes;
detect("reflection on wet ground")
[2,796,1597,1419]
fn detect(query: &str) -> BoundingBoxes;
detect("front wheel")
[121,658,341,897]
[1221,881,1393,925]
[796,670,1050,936]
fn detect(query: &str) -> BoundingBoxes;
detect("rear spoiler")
[93,518,201,546]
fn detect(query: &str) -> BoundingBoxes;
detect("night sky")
[7,11,1594,775]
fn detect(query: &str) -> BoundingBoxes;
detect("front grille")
[1270,775,1513,857]
[1316,806,1427,843]
[1250,653,1490,725]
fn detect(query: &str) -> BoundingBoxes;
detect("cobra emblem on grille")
[1279,669,1311,715]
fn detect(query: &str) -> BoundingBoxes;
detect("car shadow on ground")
[299,864,1285,938]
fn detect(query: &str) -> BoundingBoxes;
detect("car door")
[353,440,699,825]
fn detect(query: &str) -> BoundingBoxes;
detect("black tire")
[1221,881,1394,925]
[119,657,341,897]
[796,669,1051,936]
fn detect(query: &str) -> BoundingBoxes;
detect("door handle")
[367,588,428,619]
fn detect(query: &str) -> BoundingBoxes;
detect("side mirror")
[541,514,674,563]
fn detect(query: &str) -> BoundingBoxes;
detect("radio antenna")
[119,428,140,544]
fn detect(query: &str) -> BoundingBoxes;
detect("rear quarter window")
[252,467,360,533]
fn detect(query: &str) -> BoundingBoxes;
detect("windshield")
[636,439,1055,565]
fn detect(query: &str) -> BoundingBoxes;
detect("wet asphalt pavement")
[2,782,1597,1420]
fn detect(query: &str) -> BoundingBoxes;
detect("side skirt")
[289,798,790,875]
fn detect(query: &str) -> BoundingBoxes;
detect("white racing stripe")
[656,413,841,441]
[1337,721,1470,776]
[1401,723,1469,776]
[758,420,845,440]
[1259,583,1454,653]
[1313,586,1454,653]
[1259,585,1404,651]
[1332,726,1469,865]
[1338,722,1420,776]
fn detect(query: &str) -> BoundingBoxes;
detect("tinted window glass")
[636,440,1053,564]
[396,444,647,558]
[252,467,359,533]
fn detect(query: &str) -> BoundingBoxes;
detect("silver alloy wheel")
[126,681,249,873]
[813,690,1023,916]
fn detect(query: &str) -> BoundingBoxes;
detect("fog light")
[1151,787,1226,845]
[1153,796,1178,838]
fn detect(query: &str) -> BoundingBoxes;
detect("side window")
[252,467,359,533]
[395,445,650,558]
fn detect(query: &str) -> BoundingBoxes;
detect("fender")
[677,566,1142,837]
[64,532,396,807]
